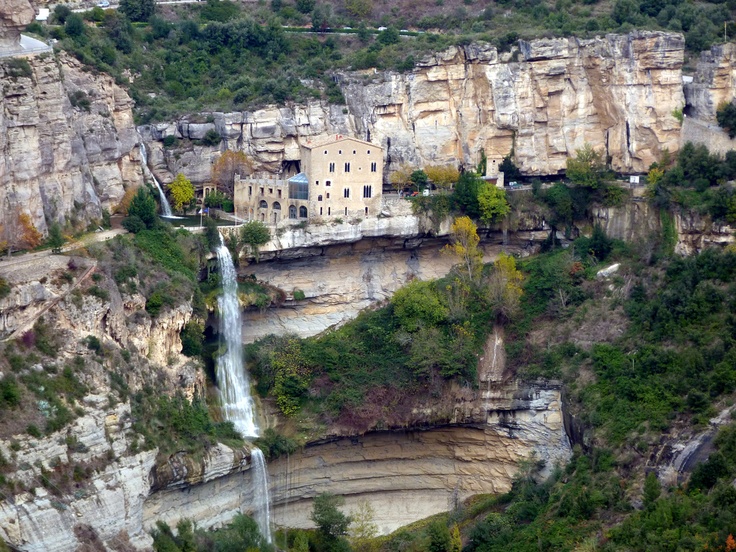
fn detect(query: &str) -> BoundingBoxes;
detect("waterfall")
[215,234,273,543]
[138,141,175,218]
[251,449,273,544]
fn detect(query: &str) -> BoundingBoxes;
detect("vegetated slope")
[30,0,736,122]
[364,231,736,551]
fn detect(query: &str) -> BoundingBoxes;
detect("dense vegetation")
[26,0,736,122]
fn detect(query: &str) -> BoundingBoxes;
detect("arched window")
[318,195,323,202]
[289,205,297,219]
[299,206,308,218]
[273,202,281,210]
[259,200,268,209]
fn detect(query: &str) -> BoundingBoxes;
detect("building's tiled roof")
[288,172,309,184]
[301,135,380,150]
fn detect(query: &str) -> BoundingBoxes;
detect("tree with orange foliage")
[0,212,42,256]
[726,534,736,552]
[211,150,254,197]
[19,213,42,249]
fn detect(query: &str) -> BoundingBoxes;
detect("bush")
[0,277,10,300]
[200,129,221,146]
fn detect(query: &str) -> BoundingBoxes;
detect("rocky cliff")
[141,31,685,186]
[0,51,141,236]
[684,43,736,122]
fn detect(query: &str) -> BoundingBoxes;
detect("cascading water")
[138,141,175,218]
[215,234,273,543]
[251,449,273,544]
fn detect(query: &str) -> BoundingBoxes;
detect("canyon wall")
[142,31,685,186]
[0,52,141,236]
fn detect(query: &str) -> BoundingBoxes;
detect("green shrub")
[0,277,10,300]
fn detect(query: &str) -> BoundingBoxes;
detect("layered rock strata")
[268,380,569,535]
[0,52,140,236]
[142,31,685,185]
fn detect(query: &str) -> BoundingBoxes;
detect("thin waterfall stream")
[215,234,274,543]
[138,141,177,218]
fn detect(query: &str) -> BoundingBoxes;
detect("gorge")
[3,4,736,547]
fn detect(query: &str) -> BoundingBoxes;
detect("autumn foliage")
[212,150,254,196]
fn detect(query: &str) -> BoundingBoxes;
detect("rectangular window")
[344,207,348,215]
[371,162,377,172]
[315,181,319,186]
[329,163,335,173]
[269,188,273,195]
[320,207,323,215]
[260,187,264,195]
[278,189,282,198]
[326,193,330,199]
[345,162,351,173]
[363,185,372,198]
[328,207,331,215]
[325,180,331,187]
[248,186,252,196]
[343,188,350,198]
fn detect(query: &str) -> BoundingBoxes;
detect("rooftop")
[301,134,380,150]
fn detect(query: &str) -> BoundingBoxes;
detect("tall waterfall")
[215,234,273,543]
[138,142,174,218]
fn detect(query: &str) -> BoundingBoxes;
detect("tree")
[345,0,373,18]
[391,279,449,332]
[717,101,736,139]
[477,183,510,224]
[349,500,379,552]
[124,187,158,232]
[444,216,483,282]
[168,173,195,214]
[212,150,254,197]
[119,0,155,22]
[311,493,352,552]
[499,153,521,182]
[450,524,462,552]
[47,223,65,254]
[312,4,333,31]
[425,165,460,190]
[410,170,429,190]
[451,171,483,218]
[64,14,86,40]
[240,221,271,262]
[18,214,42,250]
[295,0,315,13]
[486,253,523,323]
[566,144,608,189]
[427,521,451,552]
[389,164,413,192]
[642,471,660,509]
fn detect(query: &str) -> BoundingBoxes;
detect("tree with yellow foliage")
[425,165,460,190]
[212,150,254,197]
[389,164,413,192]
[443,216,483,282]
[477,183,510,225]
[168,173,195,214]
[486,253,523,323]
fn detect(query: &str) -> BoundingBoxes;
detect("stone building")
[234,136,383,224]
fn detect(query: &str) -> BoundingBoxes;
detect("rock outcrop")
[0,52,141,236]
[684,43,736,122]
[0,0,34,49]
[267,378,569,535]
[142,31,685,185]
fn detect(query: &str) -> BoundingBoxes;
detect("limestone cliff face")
[142,31,684,184]
[0,253,205,551]
[0,52,141,235]
[684,43,736,122]
[345,31,684,175]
